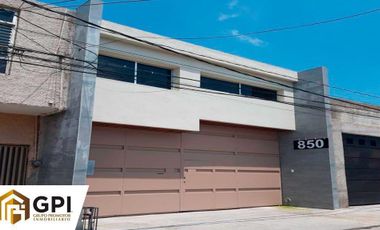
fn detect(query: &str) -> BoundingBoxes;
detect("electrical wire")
[3,48,379,120]
[19,7,380,101]
[4,39,380,115]
[3,46,380,117]
[134,7,380,40]
[22,0,77,10]
[18,0,380,112]
[26,1,380,40]
[17,14,99,69]
[49,0,155,9]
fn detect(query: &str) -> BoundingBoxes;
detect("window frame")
[136,62,172,89]
[97,54,173,90]
[201,75,278,102]
[0,8,17,75]
[97,55,135,82]
[200,76,240,94]
[241,84,278,101]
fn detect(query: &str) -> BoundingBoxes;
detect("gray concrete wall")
[0,0,75,113]
[31,0,102,185]
[279,67,339,209]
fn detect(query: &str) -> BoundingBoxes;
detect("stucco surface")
[0,0,75,114]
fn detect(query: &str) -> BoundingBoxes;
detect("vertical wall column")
[172,67,201,89]
[34,0,103,185]
[279,67,341,209]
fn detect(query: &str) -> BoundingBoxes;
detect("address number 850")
[294,138,329,150]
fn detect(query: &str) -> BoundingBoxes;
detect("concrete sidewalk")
[98,205,380,230]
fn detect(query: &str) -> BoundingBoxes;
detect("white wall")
[93,79,296,131]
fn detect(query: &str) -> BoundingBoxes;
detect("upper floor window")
[97,55,172,89]
[0,8,16,74]
[137,63,171,89]
[201,76,278,101]
[97,55,135,82]
[201,76,239,94]
[241,85,277,101]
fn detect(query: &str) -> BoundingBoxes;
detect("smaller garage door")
[343,134,380,205]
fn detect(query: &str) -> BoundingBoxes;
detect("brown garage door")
[85,123,281,216]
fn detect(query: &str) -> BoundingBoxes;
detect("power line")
[4,47,379,117]
[17,14,99,69]
[19,0,380,111]
[3,40,380,120]
[31,2,380,40]
[19,7,380,101]
[20,25,380,103]
[49,0,155,8]
[135,7,380,40]
[4,54,380,119]
[3,44,369,114]
[23,0,77,10]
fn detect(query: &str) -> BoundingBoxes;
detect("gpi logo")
[0,190,30,224]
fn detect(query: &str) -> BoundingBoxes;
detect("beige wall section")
[0,112,37,180]
[0,1,75,115]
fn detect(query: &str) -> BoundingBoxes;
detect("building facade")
[85,21,297,216]
[0,0,379,218]
[0,0,76,185]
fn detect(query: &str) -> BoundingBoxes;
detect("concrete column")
[279,67,341,209]
[172,67,201,89]
[33,0,103,185]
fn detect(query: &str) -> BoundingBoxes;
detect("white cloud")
[218,13,239,21]
[231,30,265,47]
[228,0,239,9]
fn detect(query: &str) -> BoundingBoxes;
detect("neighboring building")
[1,0,379,218]
[331,101,380,207]
[0,0,76,185]
[280,68,380,209]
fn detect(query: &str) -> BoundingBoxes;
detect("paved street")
[98,205,380,230]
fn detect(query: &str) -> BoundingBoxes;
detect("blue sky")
[41,0,380,105]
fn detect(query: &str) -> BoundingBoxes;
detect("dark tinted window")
[346,138,354,145]
[370,140,377,147]
[0,25,11,71]
[0,9,15,23]
[97,55,135,82]
[0,9,14,74]
[0,58,6,73]
[241,85,277,101]
[201,77,239,94]
[358,139,366,145]
[137,63,171,89]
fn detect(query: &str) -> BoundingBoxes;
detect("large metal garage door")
[86,123,281,216]
[343,134,380,205]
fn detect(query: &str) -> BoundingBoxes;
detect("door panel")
[343,134,380,205]
[181,123,281,211]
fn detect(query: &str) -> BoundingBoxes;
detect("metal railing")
[0,145,29,185]
[82,207,99,230]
